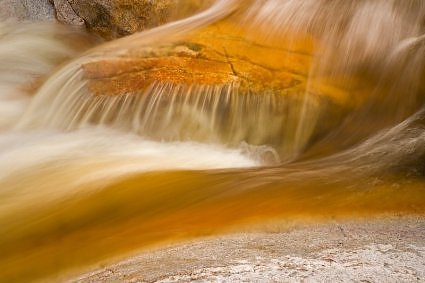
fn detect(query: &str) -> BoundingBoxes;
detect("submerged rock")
[82,20,364,105]
[79,20,364,157]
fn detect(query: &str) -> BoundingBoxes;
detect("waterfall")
[0,0,424,282]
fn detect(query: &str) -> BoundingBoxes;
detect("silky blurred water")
[0,1,424,282]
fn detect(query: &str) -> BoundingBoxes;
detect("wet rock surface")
[79,20,362,155]
[82,22,324,98]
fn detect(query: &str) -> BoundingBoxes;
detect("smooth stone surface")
[66,216,425,282]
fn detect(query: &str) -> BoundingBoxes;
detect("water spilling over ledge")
[0,0,424,281]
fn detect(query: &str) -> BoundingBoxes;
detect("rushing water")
[0,0,424,282]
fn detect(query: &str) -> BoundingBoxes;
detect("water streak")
[0,0,424,282]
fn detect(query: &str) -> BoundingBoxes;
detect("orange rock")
[82,20,318,97]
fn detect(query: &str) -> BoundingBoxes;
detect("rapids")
[0,0,424,282]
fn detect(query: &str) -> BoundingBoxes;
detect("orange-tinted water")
[0,0,424,282]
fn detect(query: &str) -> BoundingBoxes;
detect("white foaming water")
[1,0,424,188]
[12,0,424,166]
[0,1,423,208]
[0,1,424,282]
[0,15,264,212]
[242,0,425,122]
[15,0,240,130]
[0,127,261,214]
[0,21,94,129]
